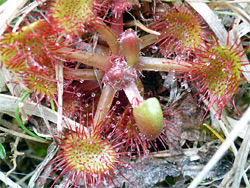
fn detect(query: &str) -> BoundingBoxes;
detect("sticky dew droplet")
[76,92,81,97]
[151,46,158,53]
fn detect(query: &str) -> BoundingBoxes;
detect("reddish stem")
[93,84,116,126]
[54,47,111,71]
[135,57,191,71]
[64,68,104,80]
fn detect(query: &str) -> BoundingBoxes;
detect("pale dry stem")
[55,63,64,132]
[0,126,48,143]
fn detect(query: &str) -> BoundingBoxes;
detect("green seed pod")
[133,97,163,140]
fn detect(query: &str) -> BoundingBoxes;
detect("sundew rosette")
[149,3,208,59]
[178,39,248,118]
[48,118,134,187]
[0,20,58,74]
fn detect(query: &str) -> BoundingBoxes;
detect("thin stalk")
[135,56,191,71]
[126,20,160,36]
[64,68,104,80]
[15,91,47,142]
[55,47,111,71]
[93,84,116,126]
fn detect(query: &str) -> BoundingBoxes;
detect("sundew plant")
[0,0,250,187]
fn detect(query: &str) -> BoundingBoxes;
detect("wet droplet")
[222,68,227,73]
[115,92,119,98]
[151,46,158,53]
[205,62,210,66]
[209,54,216,59]
[91,93,95,97]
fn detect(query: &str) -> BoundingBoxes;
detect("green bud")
[133,97,163,140]
[120,29,140,67]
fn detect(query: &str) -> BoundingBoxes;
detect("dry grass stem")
[188,105,250,188]
[0,126,48,143]
[0,0,29,36]
[0,94,82,131]
[55,64,64,132]
[0,171,22,188]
